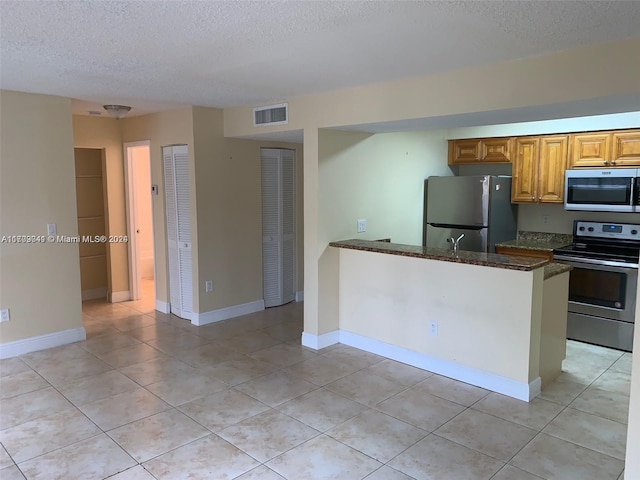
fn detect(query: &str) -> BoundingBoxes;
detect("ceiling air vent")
[254,103,288,127]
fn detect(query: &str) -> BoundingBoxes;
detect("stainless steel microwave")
[565,168,639,213]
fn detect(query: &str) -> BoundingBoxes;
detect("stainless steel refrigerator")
[422,175,517,253]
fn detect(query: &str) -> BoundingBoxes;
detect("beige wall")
[224,38,640,138]
[313,129,452,335]
[338,248,543,384]
[72,116,129,297]
[303,128,320,334]
[318,129,451,246]
[120,108,196,307]
[0,90,83,342]
[191,107,304,313]
[627,279,640,476]
[539,272,570,387]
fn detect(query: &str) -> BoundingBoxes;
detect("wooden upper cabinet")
[448,138,511,164]
[569,129,640,167]
[569,132,611,167]
[449,139,481,164]
[511,137,539,203]
[512,135,568,204]
[612,131,640,166]
[538,136,568,203]
[482,138,512,163]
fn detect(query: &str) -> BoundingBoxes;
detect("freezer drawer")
[426,225,487,253]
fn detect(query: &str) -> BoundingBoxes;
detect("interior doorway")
[124,141,155,304]
[74,148,109,300]
[261,148,296,308]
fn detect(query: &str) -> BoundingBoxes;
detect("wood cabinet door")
[538,136,568,203]
[611,130,640,166]
[482,137,512,163]
[448,139,481,164]
[569,133,611,167]
[495,246,554,262]
[511,137,539,203]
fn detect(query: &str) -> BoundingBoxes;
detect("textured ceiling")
[1,0,640,118]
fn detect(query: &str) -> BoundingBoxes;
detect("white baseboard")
[301,329,540,402]
[0,327,86,359]
[301,330,340,350]
[81,287,107,301]
[110,291,130,303]
[295,291,304,302]
[155,300,170,314]
[191,300,265,326]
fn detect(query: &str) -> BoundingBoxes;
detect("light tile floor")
[0,293,632,480]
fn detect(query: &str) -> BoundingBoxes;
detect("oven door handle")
[554,254,639,269]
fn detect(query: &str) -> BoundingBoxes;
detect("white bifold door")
[163,145,193,320]
[261,148,295,308]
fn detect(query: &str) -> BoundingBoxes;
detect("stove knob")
[632,229,638,235]
[588,227,594,232]
[578,226,585,231]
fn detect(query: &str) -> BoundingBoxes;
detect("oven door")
[553,255,638,323]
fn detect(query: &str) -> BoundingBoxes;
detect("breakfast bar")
[311,239,571,401]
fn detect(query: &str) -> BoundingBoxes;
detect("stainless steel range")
[554,220,639,352]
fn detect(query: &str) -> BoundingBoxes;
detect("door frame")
[123,140,154,301]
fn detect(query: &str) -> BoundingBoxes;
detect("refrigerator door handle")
[428,223,486,230]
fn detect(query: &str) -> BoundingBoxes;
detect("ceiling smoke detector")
[103,104,132,119]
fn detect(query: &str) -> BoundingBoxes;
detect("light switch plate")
[47,223,56,236]
[1,309,9,322]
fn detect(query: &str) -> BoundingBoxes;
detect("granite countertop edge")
[543,262,573,279]
[329,239,549,272]
[495,239,571,252]
[495,232,573,252]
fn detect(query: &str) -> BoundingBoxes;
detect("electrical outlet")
[0,309,10,322]
[357,219,367,233]
[205,280,213,292]
[542,215,549,225]
[429,321,438,336]
[47,223,56,236]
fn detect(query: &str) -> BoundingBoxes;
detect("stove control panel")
[575,221,640,241]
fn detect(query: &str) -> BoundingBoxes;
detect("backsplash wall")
[517,203,638,234]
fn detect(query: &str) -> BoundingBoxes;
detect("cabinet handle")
[603,160,609,166]
[611,160,616,166]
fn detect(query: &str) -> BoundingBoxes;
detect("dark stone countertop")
[329,239,549,272]
[543,262,573,279]
[495,231,573,252]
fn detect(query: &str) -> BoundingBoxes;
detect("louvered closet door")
[261,148,295,308]
[163,145,193,320]
[281,150,295,304]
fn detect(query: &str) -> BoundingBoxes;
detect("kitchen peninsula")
[318,239,571,402]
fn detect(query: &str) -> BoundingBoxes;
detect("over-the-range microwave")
[565,168,640,213]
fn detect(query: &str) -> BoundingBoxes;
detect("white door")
[261,148,295,308]
[163,145,193,320]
